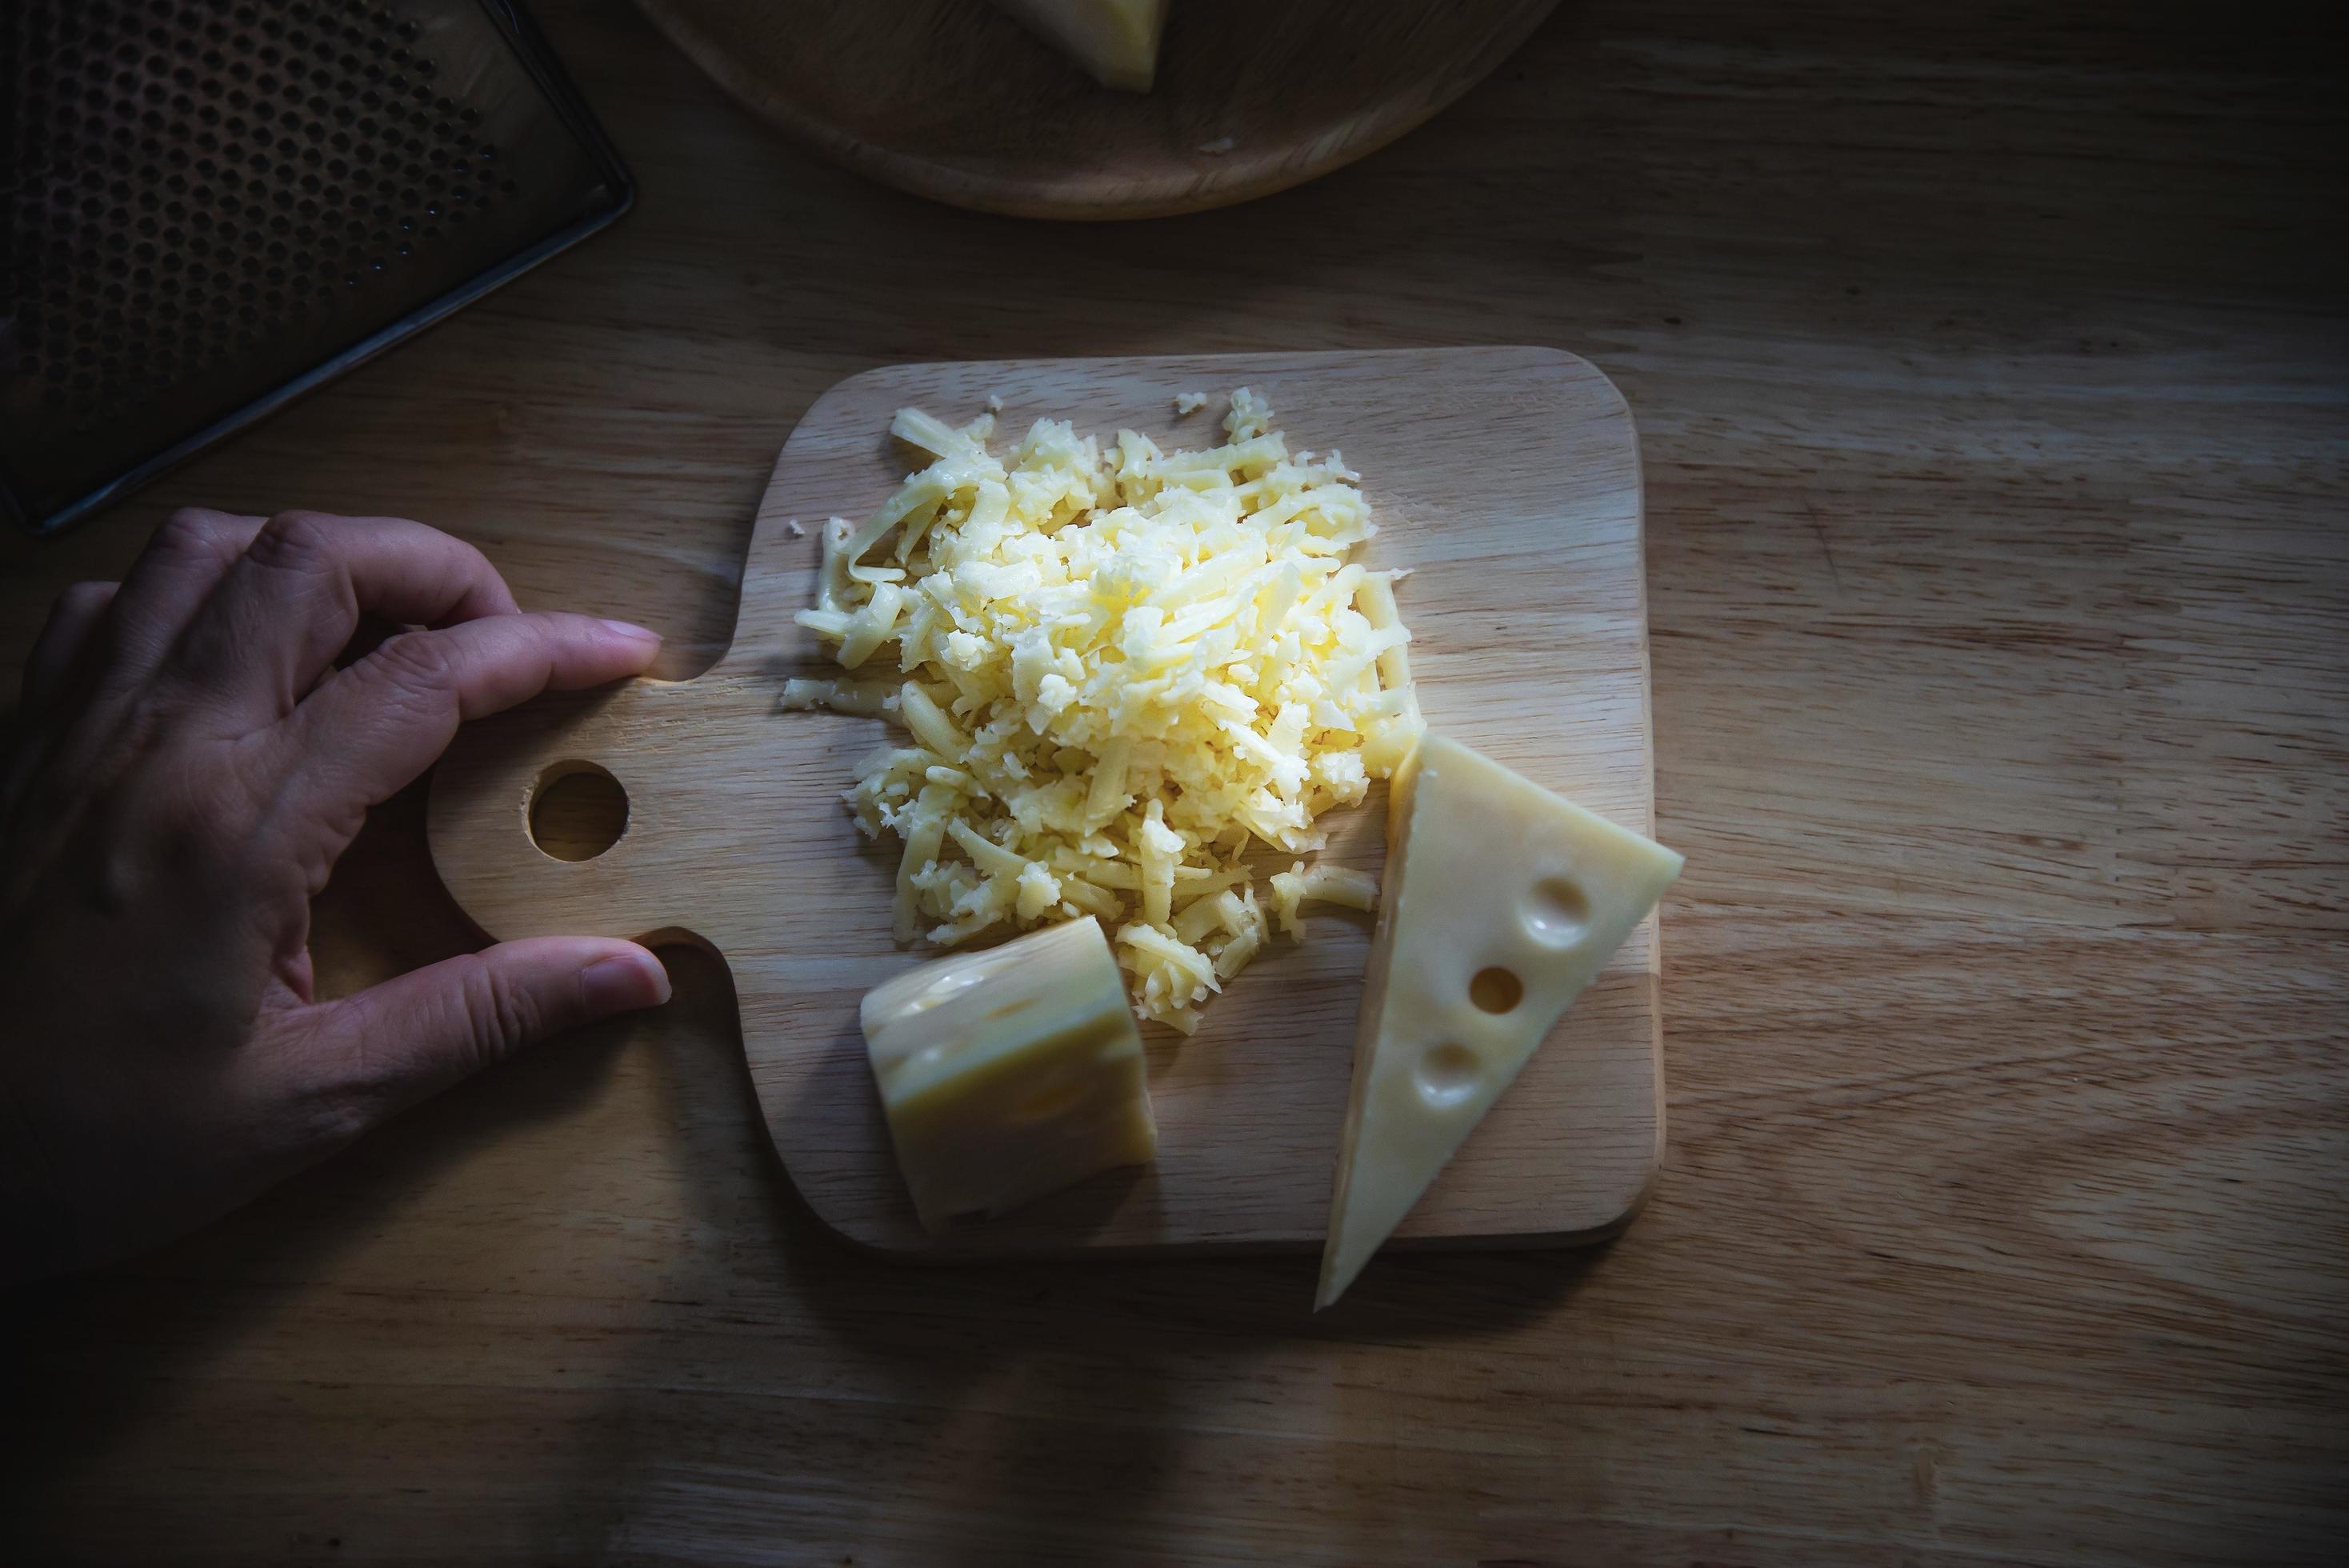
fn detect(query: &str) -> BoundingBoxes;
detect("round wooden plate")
[631,0,1562,221]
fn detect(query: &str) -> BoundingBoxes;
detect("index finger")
[165,511,524,726]
[260,611,662,876]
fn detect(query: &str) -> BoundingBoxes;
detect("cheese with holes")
[992,0,1170,91]
[1316,734,1683,1308]
[862,918,1157,1231]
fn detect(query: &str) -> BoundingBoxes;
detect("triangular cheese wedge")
[1317,734,1683,1309]
[991,0,1170,92]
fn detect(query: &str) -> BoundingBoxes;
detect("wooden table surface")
[4,2,2344,1562]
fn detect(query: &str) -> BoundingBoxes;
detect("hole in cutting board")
[530,761,627,862]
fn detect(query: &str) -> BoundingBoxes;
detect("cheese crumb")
[1174,391,1210,414]
[1224,386,1274,442]
[1270,861,1380,938]
[790,392,1423,1030]
[779,678,900,717]
[785,517,806,538]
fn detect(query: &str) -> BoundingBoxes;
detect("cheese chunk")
[1316,735,1683,1308]
[992,0,1170,92]
[862,918,1157,1231]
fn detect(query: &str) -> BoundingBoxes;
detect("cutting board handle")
[427,674,728,948]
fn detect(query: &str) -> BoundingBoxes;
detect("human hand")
[0,510,672,1283]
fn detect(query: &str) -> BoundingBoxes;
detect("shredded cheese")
[1269,861,1380,938]
[786,390,1423,1031]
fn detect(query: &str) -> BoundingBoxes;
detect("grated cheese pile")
[782,390,1423,1032]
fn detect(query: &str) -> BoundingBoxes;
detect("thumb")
[298,936,671,1131]
[22,580,118,711]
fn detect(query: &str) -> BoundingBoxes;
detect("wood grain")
[2,0,2345,1562]
[426,346,1664,1257]
[629,0,1559,218]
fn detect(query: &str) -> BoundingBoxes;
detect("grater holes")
[11,0,520,426]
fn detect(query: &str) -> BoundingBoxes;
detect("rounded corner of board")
[1523,1155,1663,1251]
[1604,1142,1667,1235]
[800,359,939,418]
[779,1171,939,1262]
[1509,342,1595,374]
[1531,346,1634,421]
[774,1150,939,1258]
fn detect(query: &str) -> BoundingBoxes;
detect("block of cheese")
[1317,735,1683,1308]
[861,917,1158,1231]
[990,0,1170,92]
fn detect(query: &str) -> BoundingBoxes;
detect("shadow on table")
[646,946,1618,1565]
[0,778,648,1560]
[0,791,1615,1566]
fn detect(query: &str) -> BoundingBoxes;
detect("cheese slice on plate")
[1317,734,1683,1309]
[991,0,1170,92]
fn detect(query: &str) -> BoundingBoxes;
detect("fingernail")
[598,618,662,646]
[582,950,671,1014]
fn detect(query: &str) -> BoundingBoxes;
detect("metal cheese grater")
[0,0,632,535]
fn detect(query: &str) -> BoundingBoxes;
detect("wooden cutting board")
[427,346,1663,1258]
[630,0,1561,220]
